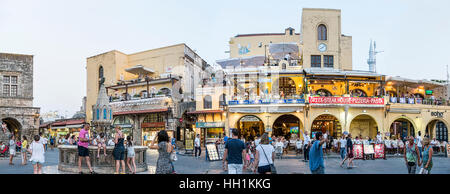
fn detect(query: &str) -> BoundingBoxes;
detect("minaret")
[367,40,376,72]
[367,40,383,73]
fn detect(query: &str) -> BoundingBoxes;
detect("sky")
[1,0,450,117]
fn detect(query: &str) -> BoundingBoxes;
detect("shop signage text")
[431,111,444,118]
[195,122,225,128]
[141,122,165,128]
[309,97,384,105]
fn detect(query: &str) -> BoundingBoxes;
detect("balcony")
[389,97,450,106]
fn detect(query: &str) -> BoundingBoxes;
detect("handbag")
[170,151,177,161]
[419,167,428,174]
[260,145,277,174]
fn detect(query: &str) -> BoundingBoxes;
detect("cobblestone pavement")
[1,148,449,174]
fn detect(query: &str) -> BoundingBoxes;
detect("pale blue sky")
[1,0,449,117]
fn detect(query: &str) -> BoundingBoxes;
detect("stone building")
[0,53,40,142]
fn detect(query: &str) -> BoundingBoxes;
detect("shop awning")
[66,124,83,128]
[187,110,224,114]
[125,64,155,75]
[113,108,168,116]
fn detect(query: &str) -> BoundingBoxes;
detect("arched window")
[318,24,327,40]
[219,94,226,108]
[99,66,104,79]
[204,95,212,109]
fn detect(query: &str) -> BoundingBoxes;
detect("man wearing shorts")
[222,129,247,174]
[77,123,96,174]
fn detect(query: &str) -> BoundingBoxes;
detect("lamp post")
[385,103,391,118]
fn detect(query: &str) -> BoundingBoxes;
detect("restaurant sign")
[309,97,384,105]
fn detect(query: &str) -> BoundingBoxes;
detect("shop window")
[311,55,321,68]
[318,24,327,40]
[204,95,212,109]
[324,55,334,68]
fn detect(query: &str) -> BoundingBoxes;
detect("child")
[126,136,136,174]
[29,135,45,174]
[96,132,107,158]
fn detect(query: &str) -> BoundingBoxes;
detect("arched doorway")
[2,118,22,138]
[272,114,302,139]
[349,115,378,139]
[237,115,264,141]
[350,89,367,97]
[414,93,424,99]
[311,114,342,138]
[390,118,415,140]
[426,120,448,142]
[112,115,134,137]
[315,89,332,97]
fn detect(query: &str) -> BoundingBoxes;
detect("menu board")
[185,139,194,151]
[374,144,385,159]
[206,143,220,161]
[447,144,450,158]
[217,144,225,160]
[363,144,375,154]
[352,144,364,159]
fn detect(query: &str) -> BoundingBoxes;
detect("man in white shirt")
[339,136,347,160]
[376,132,382,144]
[194,134,201,158]
[255,134,261,147]
[303,132,311,161]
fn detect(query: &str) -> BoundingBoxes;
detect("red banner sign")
[374,144,385,159]
[353,144,364,159]
[309,97,385,105]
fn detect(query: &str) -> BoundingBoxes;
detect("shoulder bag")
[260,145,277,174]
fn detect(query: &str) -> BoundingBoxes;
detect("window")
[11,85,17,96]
[143,113,164,123]
[289,29,293,35]
[2,76,18,97]
[3,85,10,96]
[311,55,321,68]
[204,95,212,109]
[324,55,334,68]
[219,94,226,108]
[318,24,327,40]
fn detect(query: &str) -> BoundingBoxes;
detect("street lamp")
[385,103,391,118]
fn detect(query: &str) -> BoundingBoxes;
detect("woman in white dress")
[29,135,45,174]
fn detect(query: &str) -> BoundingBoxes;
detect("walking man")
[309,132,327,174]
[222,129,247,174]
[303,131,311,162]
[339,135,347,160]
[194,134,201,158]
[77,123,96,174]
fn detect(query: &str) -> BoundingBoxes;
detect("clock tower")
[300,8,352,70]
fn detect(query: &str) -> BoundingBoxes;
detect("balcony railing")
[228,98,305,105]
[110,94,170,102]
[389,97,449,106]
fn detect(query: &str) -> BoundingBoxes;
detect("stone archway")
[389,117,416,140]
[426,119,448,142]
[349,114,378,139]
[310,114,342,138]
[272,114,302,139]
[236,115,264,141]
[2,117,22,138]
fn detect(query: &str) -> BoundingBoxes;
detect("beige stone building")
[86,43,210,145]
[189,8,450,145]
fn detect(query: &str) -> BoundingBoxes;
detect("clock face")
[318,43,327,52]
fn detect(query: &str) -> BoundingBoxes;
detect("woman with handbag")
[149,130,174,174]
[420,137,433,174]
[404,136,421,174]
[253,133,275,174]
